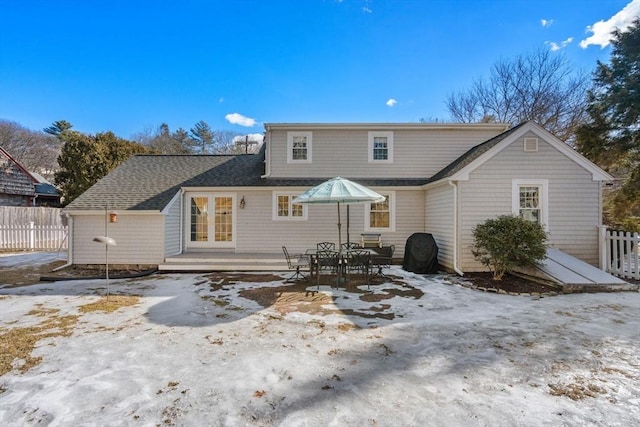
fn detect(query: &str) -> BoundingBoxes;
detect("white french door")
[186,193,235,249]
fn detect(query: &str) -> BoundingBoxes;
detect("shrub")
[472,215,547,280]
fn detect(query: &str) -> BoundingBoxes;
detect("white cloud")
[541,19,554,27]
[225,113,257,127]
[386,98,398,107]
[545,37,574,51]
[580,0,640,48]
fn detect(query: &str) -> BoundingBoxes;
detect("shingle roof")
[66,150,267,211]
[67,124,528,211]
[427,122,525,183]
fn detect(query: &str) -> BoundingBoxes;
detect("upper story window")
[273,193,307,220]
[512,179,548,229]
[365,192,395,231]
[368,131,393,163]
[287,132,312,164]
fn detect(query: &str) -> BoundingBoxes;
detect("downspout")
[179,189,184,254]
[448,180,464,276]
[52,213,73,271]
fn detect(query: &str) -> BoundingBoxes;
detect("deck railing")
[601,227,639,280]
[0,222,68,251]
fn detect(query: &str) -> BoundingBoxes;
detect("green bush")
[472,215,548,280]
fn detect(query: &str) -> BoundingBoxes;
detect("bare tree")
[215,130,244,154]
[0,119,61,180]
[446,49,590,143]
[133,123,191,154]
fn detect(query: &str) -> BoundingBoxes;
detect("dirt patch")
[548,379,607,400]
[0,296,141,376]
[219,273,423,320]
[1,261,154,287]
[454,272,562,294]
[1,260,68,287]
[0,305,78,376]
[79,296,140,313]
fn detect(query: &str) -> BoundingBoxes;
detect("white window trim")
[272,192,308,221]
[512,179,549,230]
[368,131,393,163]
[364,191,395,232]
[287,131,312,164]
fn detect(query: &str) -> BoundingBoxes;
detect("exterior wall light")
[240,196,246,209]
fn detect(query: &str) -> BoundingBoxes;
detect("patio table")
[305,248,376,286]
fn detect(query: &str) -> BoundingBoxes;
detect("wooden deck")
[159,252,289,272]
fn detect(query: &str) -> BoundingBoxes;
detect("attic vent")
[524,138,538,152]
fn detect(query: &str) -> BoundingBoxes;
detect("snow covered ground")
[0,252,639,426]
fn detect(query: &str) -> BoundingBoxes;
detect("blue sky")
[1,0,639,140]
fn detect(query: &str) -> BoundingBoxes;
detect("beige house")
[63,121,612,273]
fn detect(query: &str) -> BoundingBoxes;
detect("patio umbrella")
[293,177,386,251]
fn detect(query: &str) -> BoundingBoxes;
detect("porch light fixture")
[240,196,246,209]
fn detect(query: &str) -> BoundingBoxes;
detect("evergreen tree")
[576,19,640,231]
[189,120,214,154]
[43,120,73,137]
[54,130,151,204]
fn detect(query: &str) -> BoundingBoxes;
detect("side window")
[287,132,312,163]
[512,179,548,228]
[365,192,395,231]
[368,131,393,163]
[273,193,307,220]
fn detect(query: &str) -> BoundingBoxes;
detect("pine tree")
[576,19,640,231]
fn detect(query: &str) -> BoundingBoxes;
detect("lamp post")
[92,204,117,301]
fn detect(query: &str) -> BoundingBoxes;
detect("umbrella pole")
[347,205,350,245]
[337,202,342,251]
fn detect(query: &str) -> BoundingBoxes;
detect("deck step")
[158,263,290,272]
[159,252,290,272]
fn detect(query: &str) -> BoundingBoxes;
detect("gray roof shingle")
[66,151,267,211]
[67,124,525,211]
[427,122,524,183]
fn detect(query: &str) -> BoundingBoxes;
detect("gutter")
[52,212,73,272]
[448,180,464,276]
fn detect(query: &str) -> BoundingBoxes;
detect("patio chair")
[317,241,336,251]
[341,241,360,251]
[282,246,310,282]
[371,245,395,278]
[346,249,371,287]
[315,250,340,288]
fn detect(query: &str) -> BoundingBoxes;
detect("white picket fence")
[0,222,68,251]
[601,228,639,280]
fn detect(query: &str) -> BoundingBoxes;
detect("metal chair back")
[317,241,336,251]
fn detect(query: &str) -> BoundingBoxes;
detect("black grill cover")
[402,233,439,274]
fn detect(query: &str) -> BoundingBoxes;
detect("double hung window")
[287,132,312,163]
[273,193,307,220]
[365,192,395,231]
[512,179,548,228]
[368,131,393,163]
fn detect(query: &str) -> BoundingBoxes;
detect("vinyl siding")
[268,128,504,179]
[425,183,455,270]
[164,194,182,257]
[233,189,424,258]
[458,131,601,271]
[71,214,165,265]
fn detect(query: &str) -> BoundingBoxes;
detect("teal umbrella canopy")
[293,177,385,250]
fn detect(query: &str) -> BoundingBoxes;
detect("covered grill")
[402,233,439,274]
